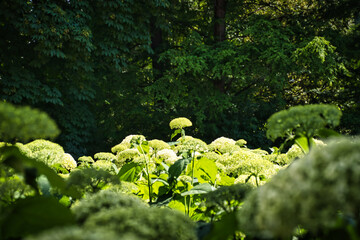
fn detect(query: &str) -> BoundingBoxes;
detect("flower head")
[148,139,170,151]
[157,149,179,165]
[94,152,116,162]
[169,117,192,129]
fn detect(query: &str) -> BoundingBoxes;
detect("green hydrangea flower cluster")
[176,137,208,153]
[121,135,146,145]
[148,139,170,151]
[169,117,192,130]
[266,104,342,141]
[205,183,253,214]
[78,156,94,163]
[25,140,77,171]
[116,149,140,166]
[0,175,34,206]
[208,137,241,154]
[84,206,197,240]
[235,139,247,147]
[92,160,115,173]
[111,143,129,154]
[25,226,138,240]
[218,150,270,177]
[0,102,60,143]
[66,168,119,194]
[238,137,360,239]
[71,189,147,224]
[94,152,116,162]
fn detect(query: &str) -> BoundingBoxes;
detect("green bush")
[238,137,360,239]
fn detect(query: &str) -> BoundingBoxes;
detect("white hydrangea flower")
[157,149,179,165]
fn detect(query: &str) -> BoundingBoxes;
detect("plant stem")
[139,144,152,204]
[188,150,196,216]
[191,151,195,185]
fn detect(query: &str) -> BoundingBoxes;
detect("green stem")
[191,151,195,185]
[187,151,195,217]
[139,144,152,204]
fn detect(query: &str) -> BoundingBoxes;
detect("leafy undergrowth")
[1,103,359,240]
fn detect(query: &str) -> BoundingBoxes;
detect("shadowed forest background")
[1,0,359,157]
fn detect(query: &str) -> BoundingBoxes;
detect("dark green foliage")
[1,196,75,239]
[84,206,197,240]
[25,226,133,240]
[71,189,147,224]
[205,183,253,215]
[66,168,120,195]
[1,0,359,154]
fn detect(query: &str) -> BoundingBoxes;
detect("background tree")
[1,0,359,156]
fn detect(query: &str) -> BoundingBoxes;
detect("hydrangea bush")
[238,137,360,239]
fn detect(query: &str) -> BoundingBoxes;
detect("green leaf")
[316,128,340,138]
[171,129,182,141]
[137,141,150,154]
[196,158,218,183]
[1,196,75,239]
[204,211,238,240]
[151,178,169,186]
[181,183,215,196]
[217,173,235,186]
[295,136,310,153]
[168,158,191,183]
[118,162,142,182]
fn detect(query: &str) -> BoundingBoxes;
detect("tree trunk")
[214,0,227,42]
[150,17,164,80]
[213,0,227,92]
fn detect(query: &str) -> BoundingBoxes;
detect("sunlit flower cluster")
[52,153,77,170]
[235,139,247,147]
[26,140,77,171]
[92,160,115,173]
[116,149,140,164]
[121,135,146,145]
[176,137,208,153]
[217,150,271,178]
[77,156,94,163]
[148,139,170,151]
[286,144,304,161]
[157,149,179,165]
[209,137,240,154]
[94,152,116,162]
[169,117,192,129]
[111,143,130,154]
